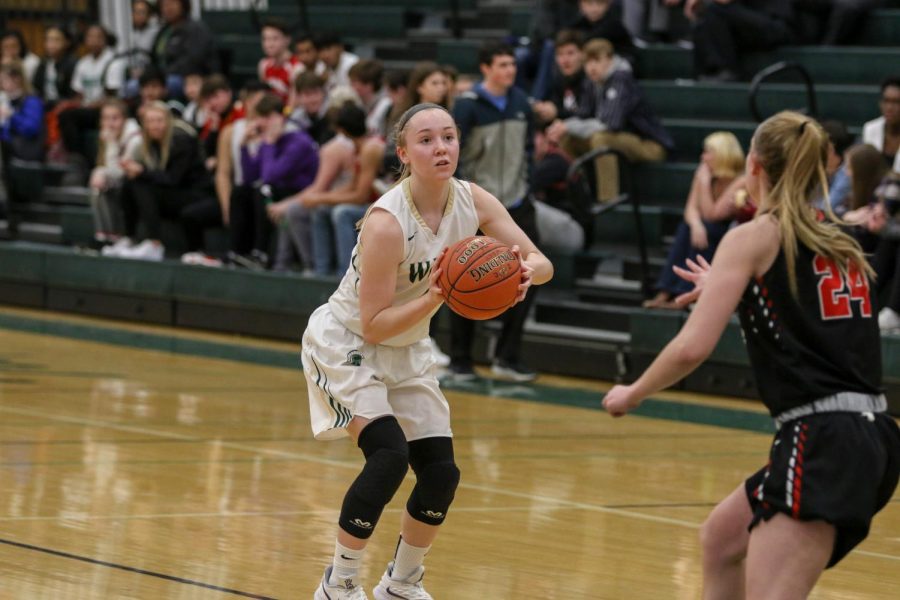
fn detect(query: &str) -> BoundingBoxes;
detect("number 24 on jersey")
[813,256,872,320]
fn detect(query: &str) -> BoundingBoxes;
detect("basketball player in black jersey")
[603,111,900,599]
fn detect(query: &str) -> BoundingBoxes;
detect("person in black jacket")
[568,0,635,64]
[152,0,219,99]
[111,101,216,260]
[533,29,588,125]
[31,25,77,108]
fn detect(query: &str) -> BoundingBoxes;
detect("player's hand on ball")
[510,245,534,304]
[602,384,640,417]
[428,247,449,306]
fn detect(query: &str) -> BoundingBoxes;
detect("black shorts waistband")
[773,392,887,429]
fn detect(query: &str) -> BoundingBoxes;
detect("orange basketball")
[438,236,522,320]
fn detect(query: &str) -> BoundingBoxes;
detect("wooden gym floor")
[0,307,896,599]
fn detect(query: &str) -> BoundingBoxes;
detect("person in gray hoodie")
[448,41,541,382]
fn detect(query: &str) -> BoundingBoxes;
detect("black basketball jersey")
[738,243,882,418]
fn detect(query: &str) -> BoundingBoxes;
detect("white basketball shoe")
[314,566,369,600]
[373,562,433,600]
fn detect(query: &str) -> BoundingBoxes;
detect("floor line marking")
[0,537,277,599]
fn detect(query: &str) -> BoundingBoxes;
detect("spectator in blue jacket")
[548,38,673,201]
[1,61,45,214]
[232,93,318,269]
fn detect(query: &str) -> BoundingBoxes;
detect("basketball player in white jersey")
[306,103,553,599]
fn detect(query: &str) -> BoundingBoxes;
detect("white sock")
[330,540,365,584]
[391,537,430,581]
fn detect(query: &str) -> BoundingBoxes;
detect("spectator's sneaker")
[373,562,432,600]
[101,237,134,257]
[181,252,223,268]
[443,362,477,382]
[491,359,537,382]
[428,337,451,367]
[120,239,164,261]
[878,307,900,332]
[315,566,368,600]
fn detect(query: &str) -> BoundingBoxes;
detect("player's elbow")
[673,338,710,367]
[360,323,383,346]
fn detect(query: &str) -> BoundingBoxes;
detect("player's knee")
[355,417,410,503]
[700,510,745,565]
[407,460,460,525]
[338,417,410,538]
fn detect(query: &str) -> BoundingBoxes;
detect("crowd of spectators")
[1,0,899,349]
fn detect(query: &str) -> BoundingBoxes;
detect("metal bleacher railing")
[748,61,818,123]
[566,147,652,296]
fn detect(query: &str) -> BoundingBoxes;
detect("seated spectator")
[32,25,77,109]
[214,80,269,232]
[230,94,318,269]
[1,30,40,82]
[388,62,450,123]
[152,0,219,98]
[58,24,121,167]
[289,72,334,146]
[268,102,382,275]
[548,38,673,201]
[267,123,356,273]
[113,101,214,260]
[569,0,635,63]
[258,19,301,104]
[90,99,141,248]
[862,76,900,171]
[198,75,244,172]
[794,0,882,45]
[179,69,206,129]
[315,32,359,92]
[135,66,184,119]
[293,31,326,78]
[381,68,410,135]
[870,171,900,333]
[644,131,746,309]
[213,80,268,219]
[531,123,587,251]
[815,119,854,215]
[348,59,392,137]
[533,29,588,125]
[687,0,794,82]
[843,143,890,251]
[121,0,161,98]
[0,61,45,209]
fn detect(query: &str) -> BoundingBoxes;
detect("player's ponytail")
[752,111,873,296]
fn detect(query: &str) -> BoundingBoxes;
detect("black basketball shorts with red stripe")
[743,411,900,567]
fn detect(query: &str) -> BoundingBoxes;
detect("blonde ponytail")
[753,111,874,296]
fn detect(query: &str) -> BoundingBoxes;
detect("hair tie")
[799,121,809,134]
[396,102,449,133]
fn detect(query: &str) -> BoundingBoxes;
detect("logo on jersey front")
[409,260,433,283]
[343,350,363,367]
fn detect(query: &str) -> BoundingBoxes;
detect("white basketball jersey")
[328,177,479,347]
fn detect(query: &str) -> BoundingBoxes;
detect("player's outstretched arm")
[470,183,553,286]
[603,219,778,416]
[357,209,445,345]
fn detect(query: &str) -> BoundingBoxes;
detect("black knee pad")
[339,417,409,539]
[407,437,460,526]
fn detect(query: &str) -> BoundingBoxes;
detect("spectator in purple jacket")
[231,93,319,269]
